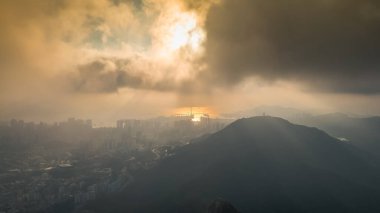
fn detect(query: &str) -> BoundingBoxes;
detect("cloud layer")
[203,0,380,93]
[4,0,379,95]
[1,0,380,121]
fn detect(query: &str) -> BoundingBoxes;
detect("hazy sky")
[1,0,380,122]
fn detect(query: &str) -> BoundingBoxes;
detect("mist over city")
[1,0,380,212]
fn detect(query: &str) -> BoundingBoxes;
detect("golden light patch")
[172,106,217,117]
[153,4,206,59]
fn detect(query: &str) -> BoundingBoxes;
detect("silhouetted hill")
[86,116,380,213]
[291,113,380,157]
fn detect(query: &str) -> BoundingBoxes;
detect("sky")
[1,0,380,122]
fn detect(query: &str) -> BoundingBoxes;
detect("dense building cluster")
[0,116,231,213]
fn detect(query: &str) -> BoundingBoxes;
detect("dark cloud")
[203,0,380,93]
[180,0,216,11]
[68,57,200,94]
[70,58,163,93]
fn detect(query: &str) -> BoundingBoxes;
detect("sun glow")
[154,6,206,58]
[172,107,217,117]
[191,116,201,122]
[167,13,205,52]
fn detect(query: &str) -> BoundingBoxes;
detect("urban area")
[0,112,231,213]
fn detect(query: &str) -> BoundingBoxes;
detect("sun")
[167,13,205,52]
[156,8,206,57]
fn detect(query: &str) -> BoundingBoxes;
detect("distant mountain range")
[290,113,380,157]
[85,116,380,213]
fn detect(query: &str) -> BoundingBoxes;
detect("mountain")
[290,113,380,157]
[243,111,380,158]
[86,117,380,213]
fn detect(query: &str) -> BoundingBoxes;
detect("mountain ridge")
[86,116,380,213]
